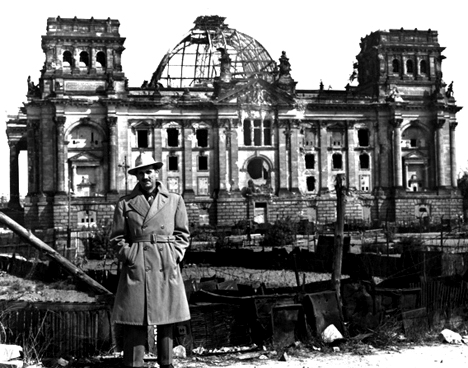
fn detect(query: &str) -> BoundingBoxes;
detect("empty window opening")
[359,153,370,169]
[410,139,417,147]
[392,59,400,73]
[420,60,427,74]
[263,120,272,145]
[198,155,208,170]
[96,51,107,68]
[306,176,316,192]
[137,130,149,148]
[167,128,179,147]
[168,156,178,171]
[247,158,268,180]
[63,51,73,67]
[305,154,315,169]
[243,119,271,146]
[332,153,343,170]
[243,119,252,146]
[357,129,369,146]
[196,129,208,147]
[406,59,414,74]
[79,51,89,67]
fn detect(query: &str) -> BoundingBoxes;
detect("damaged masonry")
[1,14,467,367]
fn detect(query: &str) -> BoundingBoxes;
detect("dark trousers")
[122,324,173,367]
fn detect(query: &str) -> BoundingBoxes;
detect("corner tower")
[355,28,447,101]
[37,16,126,98]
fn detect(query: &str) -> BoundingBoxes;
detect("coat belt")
[131,234,176,243]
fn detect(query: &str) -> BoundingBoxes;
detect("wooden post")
[332,174,346,330]
[0,211,113,296]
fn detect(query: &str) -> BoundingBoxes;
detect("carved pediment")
[216,78,295,106]
[68,151,101,165]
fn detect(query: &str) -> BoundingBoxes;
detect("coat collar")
[126,181,170,221]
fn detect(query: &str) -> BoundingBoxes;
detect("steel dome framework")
[151,16,277,89]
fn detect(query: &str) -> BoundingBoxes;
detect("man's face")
[136,166,159,193]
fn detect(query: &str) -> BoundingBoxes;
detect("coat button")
[145,267,150,272]
[143,246,148,251]
[161,225,165,229]
[142,225,147,230]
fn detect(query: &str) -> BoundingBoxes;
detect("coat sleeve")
[110,198,131,261]
[172,195,190,263]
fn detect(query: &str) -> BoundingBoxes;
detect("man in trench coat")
[110,152,191,368]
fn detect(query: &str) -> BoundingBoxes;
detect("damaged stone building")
[5,16,463,232]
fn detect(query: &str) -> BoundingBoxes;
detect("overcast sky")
[0,0,466,198]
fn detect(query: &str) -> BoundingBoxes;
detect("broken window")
[63,51,73,67]
[392,59,400,73]
[247,157,268,180]
[332,153,343,170]
[420,60,427,74]
[243,119,271,146]
[168,155,178,171]
[359,153,370,169]
[196,129,208,147]
[167,128,179,147]
[137,130,149,148]
[79,51,89,67]
[198,155,208,171]
[406,59,414,74]
[357,129,369,147]
[306,176,316,192]
[96,51,106,68]
[305,154,315,169]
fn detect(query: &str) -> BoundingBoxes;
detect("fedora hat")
[128,152,163,175]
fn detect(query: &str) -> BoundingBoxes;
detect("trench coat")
[110,181,191,326]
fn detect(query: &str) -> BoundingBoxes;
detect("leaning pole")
[0,211,113,296]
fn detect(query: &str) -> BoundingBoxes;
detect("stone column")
[436,118,446,187]
[289,121,300,192]
[153,119,163,163]
[54,116,67,195]
[218,119,228,192]
[319,121,329,192]
[450,121,458,187]
[27,119,40,195]
[182,121,194,197]
[230,119,240,191]
[346,120,357,190]
[277,120,289,194]
[107,116,118,193]
[392,118,403,187]
[8,142,21,209]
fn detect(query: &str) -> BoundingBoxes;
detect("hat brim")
[128,162,163,175]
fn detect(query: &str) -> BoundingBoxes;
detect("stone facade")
[5,17,463,234]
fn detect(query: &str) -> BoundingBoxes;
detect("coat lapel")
[144,182,170,225]
[127,186,150,218]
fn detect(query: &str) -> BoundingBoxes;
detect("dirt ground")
[170,343,467,367]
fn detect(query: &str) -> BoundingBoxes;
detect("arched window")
[420,60,427,74]
[359,153,370,169]
[247,157,269,180]
[96,51,107,68]
[79,51,89,67]
[63,51,73,67]
[406,59,414,74]
[332,153,343,170]
[392,59,400,73]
